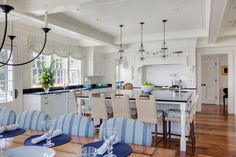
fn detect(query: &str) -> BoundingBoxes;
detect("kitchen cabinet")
[23,92,77,118]
[87,47,104,76]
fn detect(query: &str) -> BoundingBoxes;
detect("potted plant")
[142,82,155,93]
[39,61,55,93]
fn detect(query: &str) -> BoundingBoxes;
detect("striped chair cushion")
[0,107,16,125]
[17,110,50,131]
[54,113,95,138]
[165,109,190,118]
[99,118,152,146]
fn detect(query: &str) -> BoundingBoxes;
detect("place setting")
[4,119,71,157]
[81,127,132,157]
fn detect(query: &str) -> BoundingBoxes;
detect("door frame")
[197,47,233,114]
[201,55,220,104]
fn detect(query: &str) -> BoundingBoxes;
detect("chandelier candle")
[10,19,13,35]
[45,11,48,28]
[3,0,7,4]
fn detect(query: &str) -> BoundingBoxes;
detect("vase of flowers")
[142,82,155,93]
[39,61,55,93]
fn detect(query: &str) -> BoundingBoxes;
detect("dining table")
[2,130,177,157]
[76,89,195,152]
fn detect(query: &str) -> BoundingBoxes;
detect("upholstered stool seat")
[165,109,190,119]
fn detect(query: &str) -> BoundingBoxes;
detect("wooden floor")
[158,104,236,157]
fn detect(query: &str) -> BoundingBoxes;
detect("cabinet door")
[41,93,67,118]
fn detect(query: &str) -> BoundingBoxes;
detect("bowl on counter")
[141,85,155,93]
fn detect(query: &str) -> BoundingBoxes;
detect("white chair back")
[111,94,131,118]
[136,95,158,124]
[189,94,199,122]
[89,93,108,120]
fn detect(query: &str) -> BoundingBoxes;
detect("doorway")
[201,54,228,110]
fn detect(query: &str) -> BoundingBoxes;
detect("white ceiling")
[63,0,207,37]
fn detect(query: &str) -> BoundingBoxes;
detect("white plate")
[5,146,56,157]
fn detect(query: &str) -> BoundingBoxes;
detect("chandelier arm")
[0,36,13,67]
[0,28,50,66]
[0,12,8,52]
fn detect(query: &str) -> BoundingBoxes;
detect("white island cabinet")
[23,92,77,118]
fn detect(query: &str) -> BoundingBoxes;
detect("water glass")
[42,119,55,147]
[102,128,118,155]
[78,147,97,157]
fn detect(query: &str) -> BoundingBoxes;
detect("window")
[69,57,82,85]
[54,55,67,86]
[0,49,13,102]
[32,53,82,87]
[32,52,51,87]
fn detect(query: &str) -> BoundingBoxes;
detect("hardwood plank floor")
[158,104,236,157]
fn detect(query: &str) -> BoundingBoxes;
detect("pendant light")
[138,22,145,61]
[159,19,168,58]
[0,0,51,67]
[118,24,124,62]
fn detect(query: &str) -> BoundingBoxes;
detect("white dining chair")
[136,95,165,147]
[111,94,136,119]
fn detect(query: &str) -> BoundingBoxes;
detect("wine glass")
[42,119,55,147]
[78,147,97,157]
[102,128,118,156]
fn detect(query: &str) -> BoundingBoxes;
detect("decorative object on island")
[141,82,155,93]
[0,0,50,67]
[39,61,55,93]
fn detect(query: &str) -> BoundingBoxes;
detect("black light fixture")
[159,19,168,58]
[138,22,145,61]
[118,24,124,62]
[0,1,51,67]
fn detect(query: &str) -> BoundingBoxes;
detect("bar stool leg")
[168,121,171,139]
[155,124,158,147]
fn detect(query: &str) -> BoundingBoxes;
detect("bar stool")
[89,93,112,125]
[165,94,199,151]
[135,95,166,147]
[111,94,137,119]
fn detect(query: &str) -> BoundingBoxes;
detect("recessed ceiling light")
[96,18,102,22]
[170,7,179,12]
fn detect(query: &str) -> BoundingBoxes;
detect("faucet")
[178,80,183,93]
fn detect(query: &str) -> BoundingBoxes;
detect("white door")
[201,57,219,104]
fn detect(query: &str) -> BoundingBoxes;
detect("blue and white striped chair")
[17,110,50,131]
[54,113,95,138]
[99,118,152,146]
[0,107,16,125]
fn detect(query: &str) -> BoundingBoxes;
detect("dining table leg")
[180,102,186,152]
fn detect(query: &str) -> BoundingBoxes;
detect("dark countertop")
[78,89,194,103]
[23,84,112,95]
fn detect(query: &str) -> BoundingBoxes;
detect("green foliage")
[143,82,155,86]
[39,61,55,89]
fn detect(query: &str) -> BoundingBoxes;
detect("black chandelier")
[0,1,50,67]
[158,19,168,58]
[137,22,146,62]
[118,24,124,62]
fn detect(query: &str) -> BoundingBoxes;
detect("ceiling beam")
[7,0,117,47]
[25,0,128,15]
[208,0,232,44]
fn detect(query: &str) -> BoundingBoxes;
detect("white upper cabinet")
[86,47,104,76]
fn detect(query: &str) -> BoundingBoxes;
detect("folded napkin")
[97,135,120,155]
[0,124,19,134]
[31,129,62,144]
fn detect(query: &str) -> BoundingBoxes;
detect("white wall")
[103,38,197,88]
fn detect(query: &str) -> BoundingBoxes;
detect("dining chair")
[135,95,165,147]
[54,113,95,138]
[165,94,199,151]
[0,106,16,125]
[223,88,228,111]
[123,83,134,90]
[73,90,91,115]
[99,118,152,146]
[17,110,50,131]
[111,94,137,119]
[89,93,112,124]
